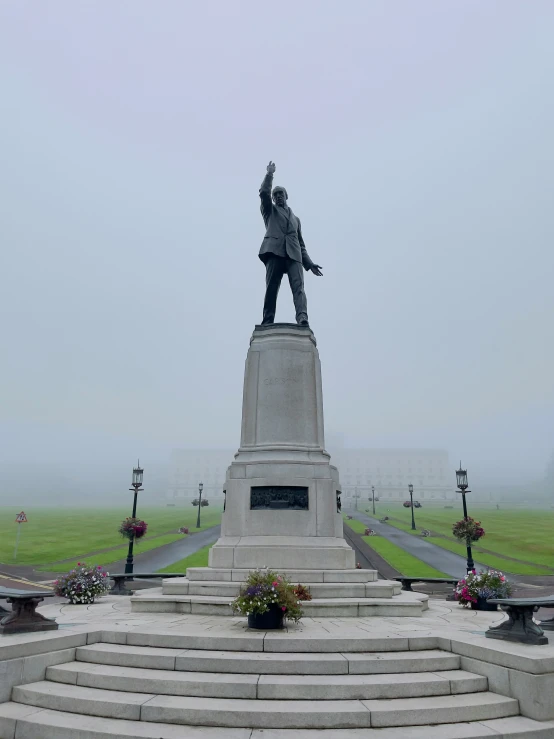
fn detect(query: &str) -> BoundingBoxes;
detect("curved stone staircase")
[1,629,553,738]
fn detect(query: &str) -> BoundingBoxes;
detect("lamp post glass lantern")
[408,484,416,530]
[132,465,144,489]
[196,482,204,528]
[125,461,144,575]
[456,462,475,573]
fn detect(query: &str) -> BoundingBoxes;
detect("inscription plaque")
[250,486,309,510]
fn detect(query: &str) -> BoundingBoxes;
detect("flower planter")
[247,605,285,630]
[54,563,110,605]
[471,596,498,611]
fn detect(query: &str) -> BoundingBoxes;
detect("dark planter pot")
[471,596,498,611]
[247,605,285,630]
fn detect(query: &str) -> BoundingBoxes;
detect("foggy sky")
[2,0,554,490]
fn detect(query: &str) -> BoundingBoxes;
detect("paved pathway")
[345,509,487,578]
[108,525,221,573]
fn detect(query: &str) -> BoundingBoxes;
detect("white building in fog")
[166,449,229,503]
[330,448,454,502]
[166,447,454,504]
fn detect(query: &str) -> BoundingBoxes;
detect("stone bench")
[109,572,185,595]
[0,588,57,635]
[394,577,458,592]
[485,596,554,645]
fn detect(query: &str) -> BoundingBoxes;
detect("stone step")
[3,704,552,739]
[76,643,461,674]
[47,661,258,698]
[256,669,486,699]
[47,661,487,699]
[162,579,400,598]
[130,591,427,617]
[11,682,519,729]
[186,567,379,582]
[119,628,435,653]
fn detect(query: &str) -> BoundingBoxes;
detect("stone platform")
[129,566,430,618]
[0,596,553,737]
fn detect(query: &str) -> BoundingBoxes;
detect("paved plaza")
[1,594,553,737]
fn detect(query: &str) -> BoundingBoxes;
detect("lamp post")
[456,463,475,573]
[196,482,204,528]
[371,485,376,516]
[408,483,416,530]
[124,461,144,575]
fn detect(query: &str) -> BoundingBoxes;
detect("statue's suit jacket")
[258,173,314,270]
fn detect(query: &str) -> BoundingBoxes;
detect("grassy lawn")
[342,517,367,534]
[36,533,185,573]
[0,506,223,568]
[360,536,450,578]
[343,517,449,577]
[363,504,554,575]
[158,544,213,573]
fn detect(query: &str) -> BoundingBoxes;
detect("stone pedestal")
[209,323,355,571]
[131,323,427,616]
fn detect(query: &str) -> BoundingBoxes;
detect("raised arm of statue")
[259,161,275,225]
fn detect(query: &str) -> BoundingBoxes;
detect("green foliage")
[231,569,305,623]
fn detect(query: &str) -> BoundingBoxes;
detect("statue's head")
[272,186,288,207]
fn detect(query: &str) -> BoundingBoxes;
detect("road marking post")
[14,511,28,560]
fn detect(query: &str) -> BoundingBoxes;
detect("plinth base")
[209,536,355,570]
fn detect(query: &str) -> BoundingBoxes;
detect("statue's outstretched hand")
[310,264,323,276]
[266,161,276,174]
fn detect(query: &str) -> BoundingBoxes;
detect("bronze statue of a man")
[258,161,322,326]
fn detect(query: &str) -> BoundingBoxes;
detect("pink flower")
[281,606,286,611]
[272,582,278,587]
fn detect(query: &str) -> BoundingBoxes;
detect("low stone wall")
[439,635,554,721]
[0,631,102,705]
